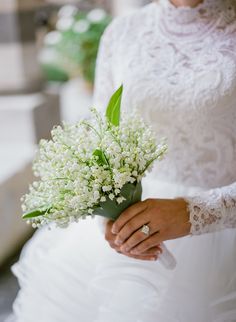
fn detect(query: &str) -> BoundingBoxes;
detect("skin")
[170,0,203,7]
[105,198,190,261]
[105,0,203,261]
[105,220,163,261]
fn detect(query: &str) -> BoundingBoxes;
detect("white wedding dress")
[9,0,236,321]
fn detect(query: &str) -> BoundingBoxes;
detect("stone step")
[0,90,60,145]
[0,144,35,265]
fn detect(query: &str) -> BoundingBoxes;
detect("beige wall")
[112,0,151,16]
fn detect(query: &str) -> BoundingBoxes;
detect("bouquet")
[22,85,167,226]
[22,86,176,269]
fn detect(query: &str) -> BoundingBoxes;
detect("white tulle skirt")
[10,177,236,322]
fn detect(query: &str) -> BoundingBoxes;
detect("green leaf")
[106,85,123,127]
[93,149,108,166]
[22,206,51,219]
[94,182,142,221]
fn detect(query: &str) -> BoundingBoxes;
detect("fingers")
[105,218,162,261]
[116,224,149,251]
[114,211,154,246]
[105,220,117,245]
[138,246,162,256]
[119,228,160,253]
[105,220,115,236]
[105,220,113,231]
[112,201,147,234]
[128,232,164,255]
[118,245,161,261]
[107,238,159,261]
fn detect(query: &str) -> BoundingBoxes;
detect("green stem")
[81,121,102,140]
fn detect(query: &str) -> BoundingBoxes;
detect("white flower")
[102,185,112,192]
[117,197,126,204]
[87,9,106,23]
[73,20,90,34]
[93,191,100,200]
[100,196,106,202]
[56,17,74,31]
[109,194,115,200]
[58,5,78,18]
[44,31,62,46]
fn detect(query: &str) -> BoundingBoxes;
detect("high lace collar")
[153,0,236,40]
[159,0,235,21]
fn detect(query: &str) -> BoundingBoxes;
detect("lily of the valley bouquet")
[22,86,175,269]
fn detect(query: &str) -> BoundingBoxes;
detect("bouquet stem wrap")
[95,181,176,270]
[94,182,142,221]
[159,243,177,270]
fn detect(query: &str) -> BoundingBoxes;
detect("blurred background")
[0,0,152,320]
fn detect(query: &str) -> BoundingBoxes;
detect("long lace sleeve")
[92,21,115,111]
[185,182,236,235]
[93,13,130,110]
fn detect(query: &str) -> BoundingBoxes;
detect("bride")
[9,0,236,321]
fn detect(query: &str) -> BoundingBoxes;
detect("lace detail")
[157,0,236,40]
[93,0,236,236]
[186,182,236,235]
[93,24,114,111]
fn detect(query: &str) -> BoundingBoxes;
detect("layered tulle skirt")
[9,178,236,322]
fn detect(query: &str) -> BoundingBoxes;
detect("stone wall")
[0,0,61,265]
[0,0,44,94]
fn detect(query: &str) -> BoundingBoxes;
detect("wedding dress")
[9,0,236,321]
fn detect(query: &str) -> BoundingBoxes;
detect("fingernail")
[112,226,118,234]
[130,249,139,255]
[114,239,122,246]
[121,246,129,253]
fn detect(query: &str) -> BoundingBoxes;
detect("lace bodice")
[93,0,236,235]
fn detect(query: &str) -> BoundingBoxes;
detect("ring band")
[141,224,150,236]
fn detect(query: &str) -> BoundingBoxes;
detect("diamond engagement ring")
[141,224,150,236]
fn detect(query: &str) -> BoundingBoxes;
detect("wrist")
[176,198,191,235]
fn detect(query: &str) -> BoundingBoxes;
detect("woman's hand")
[105,220,163,261]
[111,198,190,256]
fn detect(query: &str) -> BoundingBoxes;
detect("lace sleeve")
[184,182,236,235]
[92,21,115,111]
[93,14,130,110]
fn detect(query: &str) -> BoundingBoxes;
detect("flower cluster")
[22,87,167,228]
